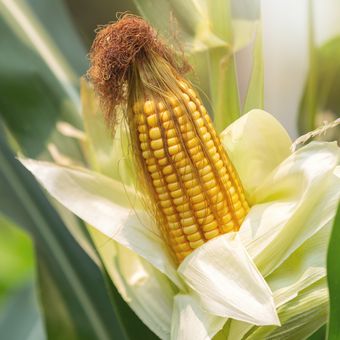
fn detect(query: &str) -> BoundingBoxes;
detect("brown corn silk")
[89,15,249,263]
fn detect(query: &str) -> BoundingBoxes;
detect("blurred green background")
[0,0,339,339]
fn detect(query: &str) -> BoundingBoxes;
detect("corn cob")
[132,81,249,262]
[89,15,249,263]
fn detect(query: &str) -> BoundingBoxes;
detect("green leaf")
[308,325,326,340]
[0,215,34,305]
[298,5,340,141]
[0,282,46,340]
[0,127,130,340]
[0,0,84,157]
[327,203,340,340]
[243,22,264,113]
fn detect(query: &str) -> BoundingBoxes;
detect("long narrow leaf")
[327,203,340,340]
[243,22,264,113]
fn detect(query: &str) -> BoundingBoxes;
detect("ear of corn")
[89,15,249,264]
[132,80,249,263]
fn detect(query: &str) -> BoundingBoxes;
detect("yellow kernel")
[221,213,232,224]
[163,165,173,175]
[187,137,200,148]
[181,217,196,227]
[166,129,177,138]
[136,114,146,124]
[204,229,220,240]
[163,206,176,216]
[160,200,172,208]
[182,172,194,182]
[195,118,204,127]
[166,214,178,222]
[207,186,219,197]
[199,165,211,176]
[147,164,157,172]
[168,182,180,191]
[170,229,183,237]
[139,133,148,142]
[215,200,225,211]
[200,105,207,114]
[155,186,167,194]
[173,106,183,117]
[163,120,174,129]
[168,145,181,156]
[192,111,200,120]
[183,224,198,234]
[179,210,192,219]
[144,100,155,115]
[180,123,192,133]
[158,157,168,166]
[151,171,161,180]
[202,132,211,142]
[140,142,148,151]
[197,212,214,223]
[142,150,152,159]
[175,235,187,243]
[196,158,209,169]
[199,126,208,134]
[181,93,190,102]
[206,139,214,149]
[187,186,201,196]
[233,201,242,211]
[187,88,196,99]
[173,196,186,205]
[196,208,211,219]
[191,193,204,204]
[203,174,215,185]
[178,81,188,91]
[212,153,220,162]
[166,173,177,183]
[153,179,164,187]
[168,221,181,229]
[202,220,218,232]
[215,159,224,170]
[147,114,158,127]
[174,243,191,252]
[178,165,191,175]
[170,189,183,199]
[235,208,246,220]
[188,101,196,112]
[208,146,217,155]
[149,127,161,139]
[176,203,190,212]
[159,192,170,200]
[160,110,171,122]
[222,221,234,233]
[190,239,204,249]
[172,151,186,162]
[138,124,147,133]
[167,137,179,147]
[187,232,202,242]
[219,167,228,176]
[154,149,165,158]
[193,200,207,211]
[168,96,179,107]
[191,151,205,163]
[146,157,156,165]
[150,139,163,150]
[177,115,188,125]
[184,179,198,189]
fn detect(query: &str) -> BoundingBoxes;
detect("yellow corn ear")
[133,79,249,263]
